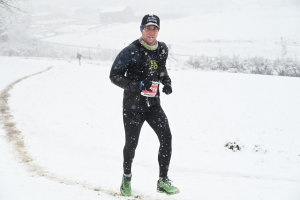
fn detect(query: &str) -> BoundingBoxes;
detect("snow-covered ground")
[1,5,300,200]
[42,6,300,60]
[0,57,115,200]
[1,56,300,200]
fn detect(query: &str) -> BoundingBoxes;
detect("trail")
[1,62,300,200]
[0,66,151,200]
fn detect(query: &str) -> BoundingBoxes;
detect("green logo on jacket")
[150,60,158,70]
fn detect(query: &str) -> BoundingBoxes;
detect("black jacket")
[110,39,171,111]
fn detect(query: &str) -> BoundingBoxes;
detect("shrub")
[187,55,300,78]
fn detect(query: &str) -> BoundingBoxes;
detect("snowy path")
[0,57,115,200]
[1,57,300,199]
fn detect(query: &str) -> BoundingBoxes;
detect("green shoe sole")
[157,188,180,195]
[120,186,131,196]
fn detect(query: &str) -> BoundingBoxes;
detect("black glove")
[163,84,172,95]
[140,80,152,91]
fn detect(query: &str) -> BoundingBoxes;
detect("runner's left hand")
[162,84,172,95]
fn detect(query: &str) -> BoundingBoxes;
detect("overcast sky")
[25,0,299,16]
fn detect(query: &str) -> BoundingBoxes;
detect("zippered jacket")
[110,39,171,111]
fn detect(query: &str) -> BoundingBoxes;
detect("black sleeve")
[159,42,172,85]
[109,45,141,92]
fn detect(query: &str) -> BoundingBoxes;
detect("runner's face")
[142,25,159,46]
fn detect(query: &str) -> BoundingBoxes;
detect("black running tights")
[122,104,172,178]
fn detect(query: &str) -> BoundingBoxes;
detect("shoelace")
[163,178,173,186]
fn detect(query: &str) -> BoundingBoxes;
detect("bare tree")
[0,0,26,29]
[0,0,23,13]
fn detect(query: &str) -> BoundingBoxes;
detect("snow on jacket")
[110,39,171,111]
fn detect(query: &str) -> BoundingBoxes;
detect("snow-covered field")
[43,6,300,60]
[0,57,115,199]
[1,5,300,200]
[1,56,300,200]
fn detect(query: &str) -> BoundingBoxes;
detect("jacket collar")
[139,37,158,51]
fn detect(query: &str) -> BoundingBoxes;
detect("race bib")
[141,81,159,97]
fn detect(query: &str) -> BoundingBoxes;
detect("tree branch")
[0,0,24,13]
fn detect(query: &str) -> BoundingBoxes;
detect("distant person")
[109,14,179,196]
[77,53,84,65]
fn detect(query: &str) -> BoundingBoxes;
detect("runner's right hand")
[139,80,152,91]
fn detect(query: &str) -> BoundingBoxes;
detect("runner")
[109,14,179,196]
